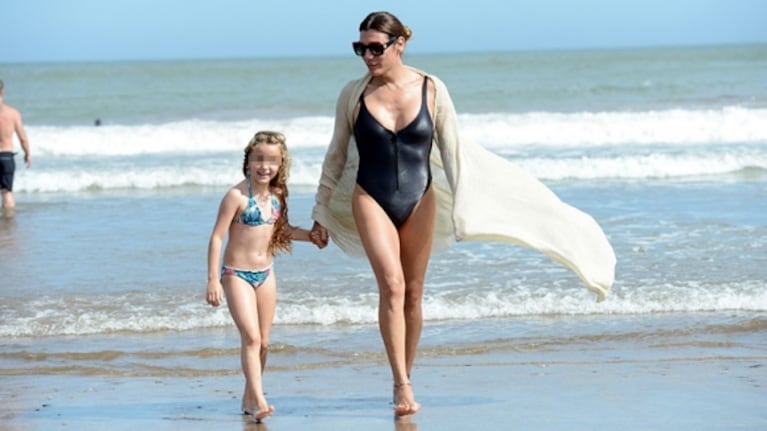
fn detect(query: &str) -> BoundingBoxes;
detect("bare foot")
[243,396,275,421]
[393,382,421,416]
[243,405,275,421]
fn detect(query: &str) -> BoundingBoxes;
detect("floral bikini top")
[236,181,281,226]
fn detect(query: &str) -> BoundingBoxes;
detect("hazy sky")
[3,0,766,63]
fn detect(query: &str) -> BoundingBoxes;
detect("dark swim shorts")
[0,152,16,191]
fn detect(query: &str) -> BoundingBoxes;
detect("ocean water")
[1,45,766,378]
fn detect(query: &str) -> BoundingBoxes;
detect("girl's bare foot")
[393,382,420,416]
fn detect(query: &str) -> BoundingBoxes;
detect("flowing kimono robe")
[312,67,616,301]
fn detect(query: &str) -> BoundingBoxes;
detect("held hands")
[310,221,329,249]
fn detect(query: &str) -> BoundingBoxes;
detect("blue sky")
[3,0,766,63]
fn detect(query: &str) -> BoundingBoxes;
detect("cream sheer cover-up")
[312,67,616,301]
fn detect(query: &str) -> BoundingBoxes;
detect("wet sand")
[2,345,765,431]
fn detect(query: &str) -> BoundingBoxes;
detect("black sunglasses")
[352,36,399,57]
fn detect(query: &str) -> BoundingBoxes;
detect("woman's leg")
[223,275,276,419]
[352,186,433,415]
[398,186,436,375]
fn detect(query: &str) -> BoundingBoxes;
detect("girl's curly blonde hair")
[242,131,292,255]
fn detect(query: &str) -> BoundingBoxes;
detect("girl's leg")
[352,186,418,415]
[223,275,275,420]
[256,274,277,374]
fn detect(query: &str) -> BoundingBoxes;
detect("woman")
[311,11,616,416]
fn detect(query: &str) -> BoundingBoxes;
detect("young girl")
[206,130,315,421]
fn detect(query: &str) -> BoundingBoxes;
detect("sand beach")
[2,313,766,431]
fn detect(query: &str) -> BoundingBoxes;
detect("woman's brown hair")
[358,11,412,41]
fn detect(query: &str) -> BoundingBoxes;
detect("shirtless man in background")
[0,80,31,210]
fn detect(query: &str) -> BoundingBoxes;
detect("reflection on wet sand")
[242,416,269,431]
[396,414,418,431]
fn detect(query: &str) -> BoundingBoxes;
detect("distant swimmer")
[0,79,31,210]
[94,118,101,126]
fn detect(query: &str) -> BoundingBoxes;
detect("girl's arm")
[287,224,314,243]
[206,189,240,306]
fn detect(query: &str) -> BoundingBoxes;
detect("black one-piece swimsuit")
[353,77,434,228]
